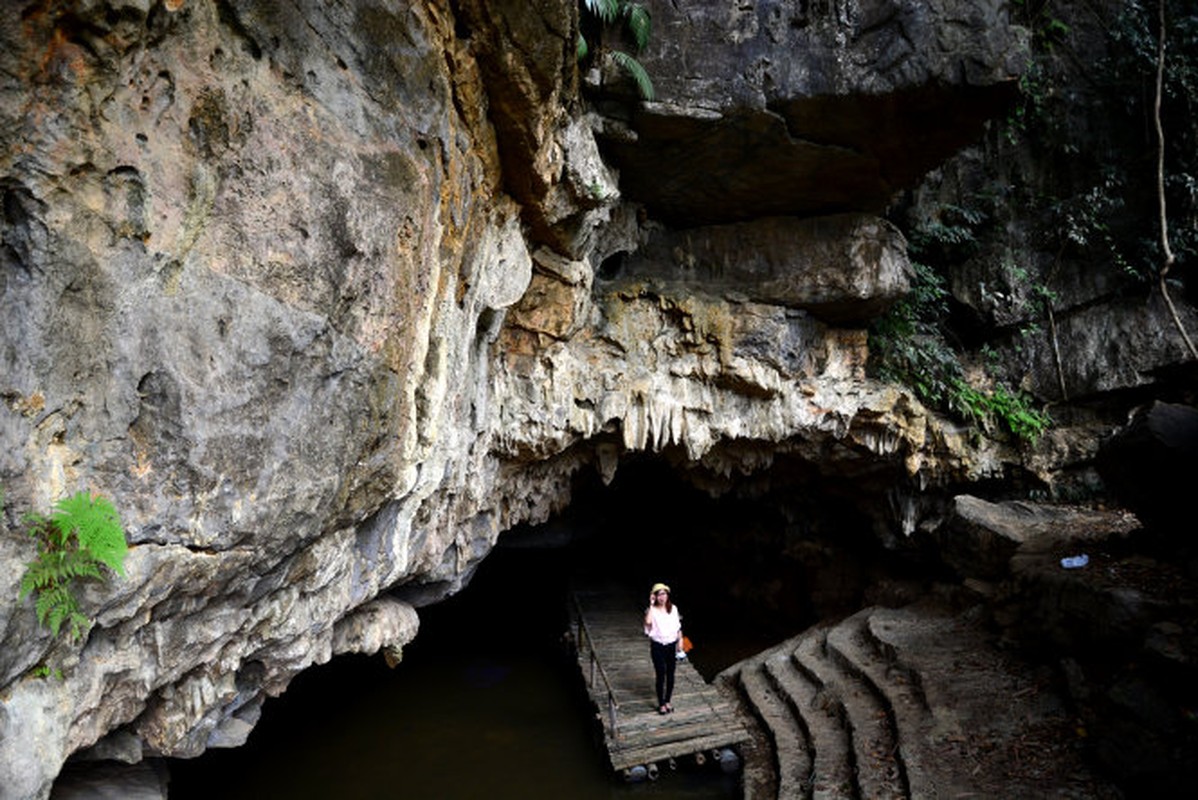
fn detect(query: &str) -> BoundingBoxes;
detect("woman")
[643,582,683,714]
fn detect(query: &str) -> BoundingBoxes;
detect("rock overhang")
[588,0,1029,225]
[608,212,913,324]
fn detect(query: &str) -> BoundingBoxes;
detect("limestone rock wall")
[894,0,1198,502]
[0,1,524,795]
[0,1,1038,797]
[592,0,1029,224]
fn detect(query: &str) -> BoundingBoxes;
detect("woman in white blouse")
[643,582,683,714]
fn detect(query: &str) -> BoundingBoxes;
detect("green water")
[168,547,746,800]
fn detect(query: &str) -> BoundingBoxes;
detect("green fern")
[611,50,655,100]
[17,491,128,642]
[624,3,652,52]
[19,548,103,594]
[51,492,127,575]
[37,583,89,639]
[870,255,1051,443]
[583,0,620,24]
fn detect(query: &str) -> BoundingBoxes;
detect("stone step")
[793,631,891,799]
[798,621,906,800]
[774,635,856,800]
[738,661,808,799]
[825,610,935,800]
[723,603,1121,800]
[831,610,929,712]
[864,610,930,708]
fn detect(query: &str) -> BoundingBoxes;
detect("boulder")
[1097,401,1198,535]
[938,494,1139,581]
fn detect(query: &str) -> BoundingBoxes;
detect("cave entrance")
[166,453,938,799]
[497,452,937,677]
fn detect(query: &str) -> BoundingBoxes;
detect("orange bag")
[681,635,694,653]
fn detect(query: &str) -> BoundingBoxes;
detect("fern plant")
[17,492,128,642]
[949,379,1052,442]
[578,0,655,100]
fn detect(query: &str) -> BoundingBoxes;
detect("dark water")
[167,544,755,800]
[167,460,825,799]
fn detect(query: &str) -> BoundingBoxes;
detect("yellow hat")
[651,583,670,594]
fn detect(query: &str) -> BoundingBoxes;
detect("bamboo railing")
[571,593,621,738]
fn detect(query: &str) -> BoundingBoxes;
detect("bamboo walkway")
[568,585,752,776]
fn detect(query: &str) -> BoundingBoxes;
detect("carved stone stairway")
[717,602,1120,800]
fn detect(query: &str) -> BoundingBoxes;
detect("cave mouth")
[498,453,947,676]
[161,454,951,799]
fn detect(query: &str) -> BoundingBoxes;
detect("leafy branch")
[16,491,128,642]
[578,0,655,100]
[949,380,1052,442]
[870,213,1051,443]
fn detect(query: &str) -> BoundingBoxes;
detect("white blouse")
[644,605,682,645]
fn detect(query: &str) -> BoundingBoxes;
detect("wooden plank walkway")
[568,585,752,774]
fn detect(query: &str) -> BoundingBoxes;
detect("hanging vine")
[1153,0,1198,360]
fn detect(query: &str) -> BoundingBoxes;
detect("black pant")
[650,639,678,707]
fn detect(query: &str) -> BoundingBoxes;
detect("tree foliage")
[1015,0,1198,286]
[874,1,1198,439]
[578,0,655,100]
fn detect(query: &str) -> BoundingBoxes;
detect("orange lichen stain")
[14,392,45,417]
[130,449,153,480]
[30,24,89,84]
[165,0,186,10]
[38,27,62,73]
